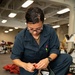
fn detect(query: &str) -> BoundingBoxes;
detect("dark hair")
[65,35,69,40]
[25,7,44,24]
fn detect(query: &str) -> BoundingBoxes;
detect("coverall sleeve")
[10,35,24,60]
[49,29,60,55]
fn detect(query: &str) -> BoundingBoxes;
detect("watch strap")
[48,57,52,62]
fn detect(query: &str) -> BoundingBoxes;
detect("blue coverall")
[11,24,72,75]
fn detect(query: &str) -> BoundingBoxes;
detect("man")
[11,7,72,75]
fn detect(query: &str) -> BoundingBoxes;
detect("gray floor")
[0,53,18,75]
[0,53,74,75]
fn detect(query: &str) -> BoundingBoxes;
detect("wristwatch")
[47,57,52,63]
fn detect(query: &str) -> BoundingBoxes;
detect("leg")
[50,54,72,75]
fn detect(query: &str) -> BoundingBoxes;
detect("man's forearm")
[12,59,26,68]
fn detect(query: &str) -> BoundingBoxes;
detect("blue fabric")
[50,54,72,75]
[10,24,61,75]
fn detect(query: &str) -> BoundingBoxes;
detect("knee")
[65,54,72,64]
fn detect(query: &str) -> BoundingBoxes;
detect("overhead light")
[53,25,60,28]
[22,0,34,8]
[4,30,9,33]
[9,29,13,31]
[8,13,17,18]
[14,27,18,29]
[57,8,70,14]
[2,20,7,23]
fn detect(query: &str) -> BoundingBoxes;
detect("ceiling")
[0,0,70,29]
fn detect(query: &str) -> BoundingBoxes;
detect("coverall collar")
[24,25,50,48]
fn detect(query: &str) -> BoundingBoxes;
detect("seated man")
[11,7,72,75]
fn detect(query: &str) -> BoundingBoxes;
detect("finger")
[35,63,42,69]
[33,63,37,67]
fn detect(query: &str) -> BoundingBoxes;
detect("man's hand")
[23,63,36,72]
[34,58,49,70]
[12,59,36,72]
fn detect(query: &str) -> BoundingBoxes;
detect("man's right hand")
[22,62,36,72]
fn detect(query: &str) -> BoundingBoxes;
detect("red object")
[67,73,72,75]
[7,42,13,46]
[46,45,48,48]
[33,64,37,68]
[3,64,12,71]
[3,64,20,74]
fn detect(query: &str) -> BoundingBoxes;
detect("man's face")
[27,21,43,36]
